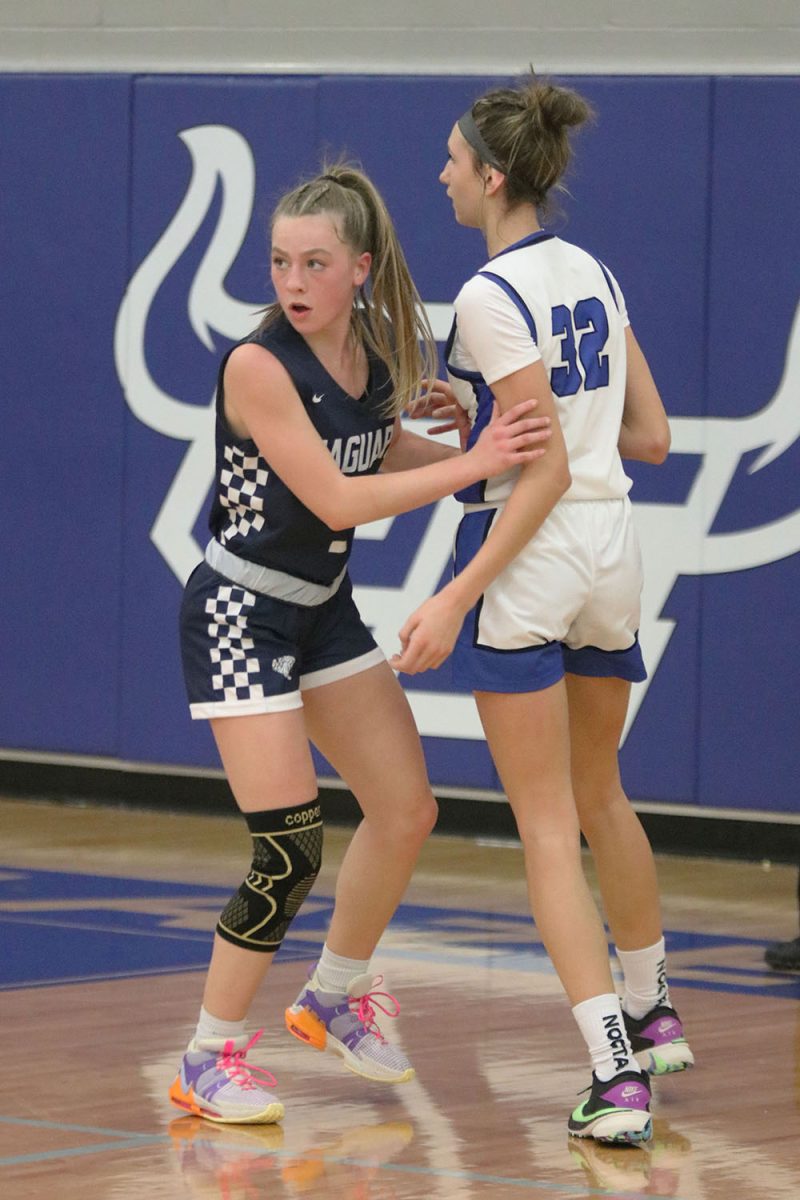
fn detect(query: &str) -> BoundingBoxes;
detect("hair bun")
[529,82,592,131]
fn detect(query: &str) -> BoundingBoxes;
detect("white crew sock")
[572,993,636,1081]
[193,1005,248,1048]
[315,945,371,993]
[616,937,670,1019]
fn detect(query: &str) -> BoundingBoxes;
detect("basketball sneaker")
[169,1030,284,1124]
[567,1069,652,1144]
[285,968,414,1083]
[622,1004,695,1075]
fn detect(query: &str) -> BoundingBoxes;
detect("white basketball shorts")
[451,496,646,693]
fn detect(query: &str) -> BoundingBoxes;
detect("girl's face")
[271,213,371,336]
[439,124,486,228]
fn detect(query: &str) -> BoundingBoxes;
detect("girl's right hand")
[471,399,551,476]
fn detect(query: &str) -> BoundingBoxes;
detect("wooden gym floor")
[1,796,798,1199]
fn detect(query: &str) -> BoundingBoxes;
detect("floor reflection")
[568,1118,693,1196]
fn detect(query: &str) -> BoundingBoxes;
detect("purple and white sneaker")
[568,1069,652,1144]
[285,969,414,1083]
[623,1004,695,1075]
[169,1030,284,1124]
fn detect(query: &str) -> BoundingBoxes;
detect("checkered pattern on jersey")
[205,585,265,704]
[219,444,269,543]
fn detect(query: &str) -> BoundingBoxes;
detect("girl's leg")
[302,660,437,958]
[475,682,652,1144]
[285,660,437,1082]
[199,710,319,1021]
[474,681,613,1004]
[566,672,694,1073]
[564,674,662,952]
[170,709,318,1123]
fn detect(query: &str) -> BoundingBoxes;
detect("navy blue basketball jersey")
[207,314,395,586]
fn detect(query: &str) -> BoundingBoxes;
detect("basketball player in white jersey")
[395,77,694,1144]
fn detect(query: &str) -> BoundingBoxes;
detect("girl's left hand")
[390,592,465,675]
[408,378,471,451]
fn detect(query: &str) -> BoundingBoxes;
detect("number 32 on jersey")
[550,297,610,396]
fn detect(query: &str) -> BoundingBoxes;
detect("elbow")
[322,508,354,533]
[315,484,357,532]
[622,423,671,465]
[653,424,672,464]
[555,462,572,498]
[644,426,672,465]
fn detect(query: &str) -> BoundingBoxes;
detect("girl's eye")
[271,257,286,269]
[308,258,324,269]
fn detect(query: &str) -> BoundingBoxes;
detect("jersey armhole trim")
[477,271,538,343]
[595,258,620,312]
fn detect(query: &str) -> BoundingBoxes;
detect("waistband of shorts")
[462,495,630,514]
[204,539,347,607]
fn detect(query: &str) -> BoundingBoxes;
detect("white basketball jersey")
[447,231,633,503]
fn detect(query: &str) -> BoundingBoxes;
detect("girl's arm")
[379,419,461,473]
[223,342,546,531]
[392,358,571,674]
[618,327,671,463]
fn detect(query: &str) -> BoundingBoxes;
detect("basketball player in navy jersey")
[169,164,549,1124]
[395,78,694,1144]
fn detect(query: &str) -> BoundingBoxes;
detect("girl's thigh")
[302,660,432,816]
[210,709,318,811]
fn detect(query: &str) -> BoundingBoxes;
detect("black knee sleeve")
[216,800,323,952]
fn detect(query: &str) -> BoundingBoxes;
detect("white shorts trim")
[189,692,303,719]
[300,647,386,691]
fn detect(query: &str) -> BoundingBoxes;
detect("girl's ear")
[484,170,506,196]
[354,251,372,287]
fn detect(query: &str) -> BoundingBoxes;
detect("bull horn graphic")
[114,125,260,582]
[629,298,800,735]
[116,124,800,747]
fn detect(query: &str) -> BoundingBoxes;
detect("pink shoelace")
[350,976,401,1042]
[217,1029,278,1091]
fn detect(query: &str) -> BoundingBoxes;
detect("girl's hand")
[390,592,465,675]
[470,398,550,478]
[408,378,472,450]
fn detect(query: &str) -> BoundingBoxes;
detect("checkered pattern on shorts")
[219,445,269,542]
[205,586,265,703]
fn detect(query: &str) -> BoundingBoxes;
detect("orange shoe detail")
[169,1078,203,1117]
[285,1005,327,1050]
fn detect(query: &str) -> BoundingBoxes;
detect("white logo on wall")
[114,124,800,743]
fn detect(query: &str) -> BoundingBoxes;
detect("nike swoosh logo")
[312,393,324,404]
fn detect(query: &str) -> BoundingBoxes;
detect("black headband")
[457,110,505,172]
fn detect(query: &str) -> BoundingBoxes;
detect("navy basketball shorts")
[451,496,647,694]
[180,562,384,718]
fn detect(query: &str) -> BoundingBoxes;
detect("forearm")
[618,418,671,464]
[328,451,484,530]
[380,427,461,473]
[620,328,671,463]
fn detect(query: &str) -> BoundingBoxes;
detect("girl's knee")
[576,786,631,835]
[382,791,438,843]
